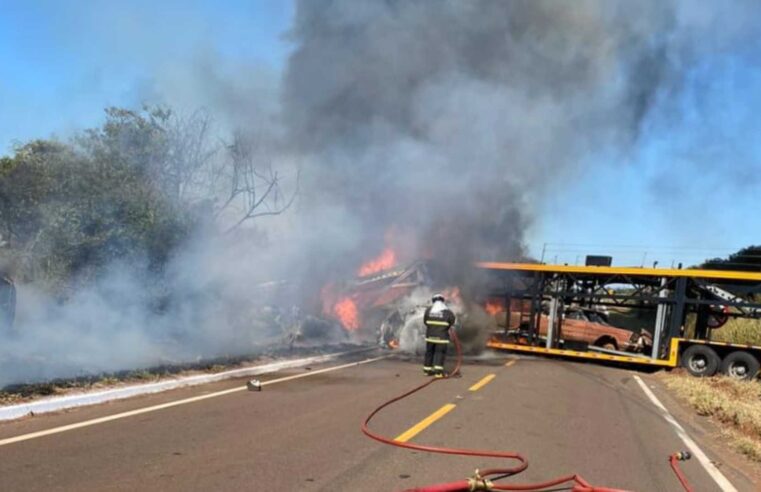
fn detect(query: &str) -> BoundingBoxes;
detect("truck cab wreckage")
[321,260,462,350]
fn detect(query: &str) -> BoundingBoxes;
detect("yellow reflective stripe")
[425,338,449,344]
[485,340,674,366]
[425,320,450,326]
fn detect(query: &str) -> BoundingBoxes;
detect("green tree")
[0,105,297,296]
[702,246,761,272]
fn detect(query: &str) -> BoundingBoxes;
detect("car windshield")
[586,312,609,325]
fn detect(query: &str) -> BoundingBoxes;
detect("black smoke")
[282,1,760,282]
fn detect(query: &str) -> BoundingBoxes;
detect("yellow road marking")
[468,374,496,392]
[0,355,390,448]
[394,403,457,443]
[505,359,516,367]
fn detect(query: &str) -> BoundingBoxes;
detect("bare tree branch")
[220,133,299,234]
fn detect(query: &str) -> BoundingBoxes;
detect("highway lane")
[0,351,755,491]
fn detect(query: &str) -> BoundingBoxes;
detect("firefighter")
[423,294,455,377]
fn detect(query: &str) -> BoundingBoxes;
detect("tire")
[593,337,617,351]
[720,351,760,381]
[681,345,720,377]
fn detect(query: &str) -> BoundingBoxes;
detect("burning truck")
[320,254,488,353]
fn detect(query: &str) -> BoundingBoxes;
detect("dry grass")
[711,318,761,346]
[663,373,761,462]
[682,314,761,346]
[730,432,761,461]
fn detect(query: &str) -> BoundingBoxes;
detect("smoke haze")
[3,0,761,386]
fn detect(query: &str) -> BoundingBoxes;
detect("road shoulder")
[641,371,761,490]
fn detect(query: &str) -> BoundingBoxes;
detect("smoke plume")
[282,0,761,277]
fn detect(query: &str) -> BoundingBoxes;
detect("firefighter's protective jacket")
[423,306,455,343]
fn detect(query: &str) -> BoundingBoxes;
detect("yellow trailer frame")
[486,337,680,367]
[479,261,761,376]
[476,262,761,282]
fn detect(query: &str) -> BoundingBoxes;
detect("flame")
[484,299,503,316]
[333,296,360,331]
[388,339,400,349]
[358,247,397,277]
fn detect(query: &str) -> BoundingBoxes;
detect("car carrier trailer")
[477,262,761,380]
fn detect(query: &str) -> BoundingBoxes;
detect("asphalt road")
[0,351,756,491]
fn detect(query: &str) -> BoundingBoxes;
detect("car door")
[560,310,589,344]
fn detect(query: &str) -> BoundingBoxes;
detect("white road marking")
[633,375,737,492]
[0,355,390,448]
[0,348,377,422]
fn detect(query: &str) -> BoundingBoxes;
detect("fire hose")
[361,328,695,492]
[669,452,693,492]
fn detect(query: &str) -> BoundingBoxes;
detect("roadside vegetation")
[663,373,761,462]
[0,106,302,389]
[0,106,296,296]
[681,315,761,346]
[711,318,761,346]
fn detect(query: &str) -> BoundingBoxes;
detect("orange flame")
[333,297,360,331]
[358,248,397,277]
[484,299,504,316]
[388,339,400,349]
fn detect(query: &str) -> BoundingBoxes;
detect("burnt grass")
[0,342,366,405]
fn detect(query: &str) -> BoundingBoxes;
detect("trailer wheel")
[720,351,760,381]
[592,336,617,351]
[681,345,720,377]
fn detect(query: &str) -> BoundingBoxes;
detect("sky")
[1,0,760,268]
[534,48,761,266]
[0,0,292,146]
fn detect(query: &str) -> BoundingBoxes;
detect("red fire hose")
[669,452,694,492]
[361,328,694,492]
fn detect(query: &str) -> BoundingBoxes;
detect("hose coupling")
[671,451,691,461]
[467,470,493,491]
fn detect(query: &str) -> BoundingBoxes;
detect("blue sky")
[534,48,761,266]
[0,0,292,148]
[1,1,759,267]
